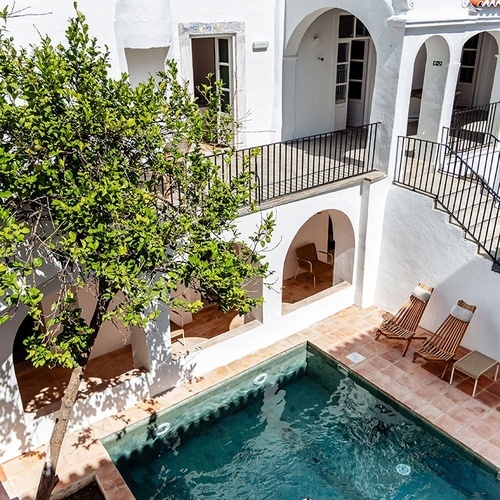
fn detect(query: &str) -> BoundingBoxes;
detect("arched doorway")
[281,210,355,313]
[449,32,500,146]
[284,9,377,140]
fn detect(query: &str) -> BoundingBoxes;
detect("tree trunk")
[36,280,111,499]
[35,364,84,500]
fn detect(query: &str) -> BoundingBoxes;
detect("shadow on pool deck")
[1,305,500,499]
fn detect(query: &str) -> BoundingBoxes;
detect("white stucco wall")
[405,1,475,21]
[4,0,500,464]
[376,186,500,361]
[0,177,383,461]
[5,0,284,148]
[182,182,371,379]
[282,0,410,169]
[5,1,122,76]
[169,0,284,147]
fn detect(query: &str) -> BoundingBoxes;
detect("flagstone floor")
[2,304,500,499]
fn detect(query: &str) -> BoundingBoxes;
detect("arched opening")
[169,243,263,354]
[281,210,355,313]
[407,36,450,142]
[448,32,500,148]
[455,32,498,110]
[284,9,377,140]
[13,285,139,416]
[407,44,426,136]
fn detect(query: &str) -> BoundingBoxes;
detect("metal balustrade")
[394,135,500,266]
[148,122,379,207]
[442,126,500,189]
[211,122,379,205]
[449,101,500,139]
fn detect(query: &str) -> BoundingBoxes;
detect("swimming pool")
[103,343,500,499]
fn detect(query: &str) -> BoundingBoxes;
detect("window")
[336,42,349,103]
[192,37,233,110]
[459,35,480,85]
[348,41,366,100]
[338,15,370,40]
[335,18,370,104]
[339,15,354,39]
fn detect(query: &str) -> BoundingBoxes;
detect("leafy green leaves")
[0,8,273,368]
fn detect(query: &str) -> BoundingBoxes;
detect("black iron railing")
[442,127,500,188]
[211,122,379,204]
[151,123,379,207]
[394,135,500,265]
[449,101,500,139]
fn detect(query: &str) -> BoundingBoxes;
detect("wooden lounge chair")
[375,283,434,356]
[294,243,333,288]
[413,299,476,379]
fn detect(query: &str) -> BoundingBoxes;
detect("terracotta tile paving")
[281,267,333,308]
[2,304,500,499]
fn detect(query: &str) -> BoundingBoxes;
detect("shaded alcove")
[281,209,355,313]
[12,286,139,416]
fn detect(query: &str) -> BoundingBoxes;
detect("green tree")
[0,7,273,499]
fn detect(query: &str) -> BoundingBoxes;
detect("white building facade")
[2,0,500,462]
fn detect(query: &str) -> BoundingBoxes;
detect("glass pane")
[339,15,354,38]
[336,85,347,103]
[349,61,363,80]
[337,64,348,84]
[219,65,230,88]
[218,38,229,63]
[355,19,369,37]
[348,81,362,100]
[337,43,349,63]
[351,40,365,60]
[464,35,479,50]
[221,90,230,111]
[461,50,476,67]
[459,67,474,84]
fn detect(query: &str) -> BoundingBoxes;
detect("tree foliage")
[0,7,274,369]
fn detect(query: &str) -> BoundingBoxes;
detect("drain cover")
[346,352,366,364]
[396,463,411,476]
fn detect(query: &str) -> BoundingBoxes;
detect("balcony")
[157,123,381,208]
[215,122,380,206]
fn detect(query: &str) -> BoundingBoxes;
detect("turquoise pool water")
[103,344,500,499]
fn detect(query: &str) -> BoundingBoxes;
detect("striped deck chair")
[375,283,434,356]
[413,300,476,379]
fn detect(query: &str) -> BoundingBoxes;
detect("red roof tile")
[471,0,500,6]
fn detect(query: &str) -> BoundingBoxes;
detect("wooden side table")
[450,350,499,397]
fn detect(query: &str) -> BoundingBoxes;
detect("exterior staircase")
[394,131,500,271]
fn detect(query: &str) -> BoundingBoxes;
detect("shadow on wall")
[1,316,198,462]
[0,356,33,461]
[415,257,500,359]
[282,209,355,286]
[375,187,500,360]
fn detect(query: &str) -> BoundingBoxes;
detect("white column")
[141,299,179,396]
[489,54,500,139]
[282,55,298,140]
[354,178,388,308]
